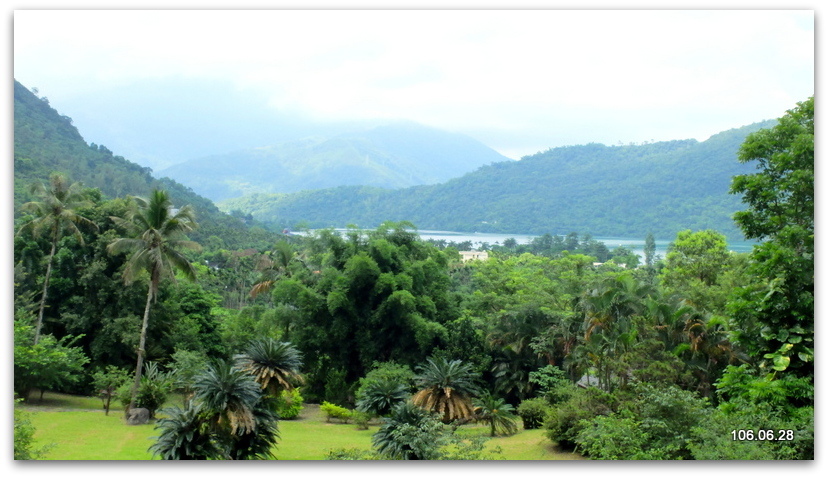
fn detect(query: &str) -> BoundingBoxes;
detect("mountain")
[158,121,512,201]
[219,122,775,241]
[13,79,277,249]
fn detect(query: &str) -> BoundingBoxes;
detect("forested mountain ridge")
[158,120,511,201]
[220,121,775,240]
[13,79,278,249]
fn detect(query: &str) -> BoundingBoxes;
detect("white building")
[459,250,489,262]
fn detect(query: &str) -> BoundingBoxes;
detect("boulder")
[126,407,150,425]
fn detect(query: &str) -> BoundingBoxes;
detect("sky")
[11,7,815,161]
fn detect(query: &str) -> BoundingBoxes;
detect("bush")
[529,365,576,405]
[626,382,710,459]
[352,410,372,430]
[545,387,618,449]
[320,401,353,423]
[115,362,174,418]
[274,388,304,420]
[517,397,549,430]
[325,448,379,460]
[575,413,654,459]
[570,382,712,460]
[689,400,814,460]
[14,400,52,459]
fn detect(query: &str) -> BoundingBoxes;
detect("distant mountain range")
[219,121,774,240]
[159,122,512,201]
[14,78,774,242]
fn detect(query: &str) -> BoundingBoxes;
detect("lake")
[414,230,758,261]
[309,228,758,261]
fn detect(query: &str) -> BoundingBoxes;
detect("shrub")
[545,387,618,449]
[352,410,371,430]
[689,400,814,460]
[14,400,52,459]
[529,365,574,404]
[517,397,549,430]
[325,448,379,460]
[320,401,353,423]
[274,388,304,420]
[574,413,656,459]
[135,362,175,418]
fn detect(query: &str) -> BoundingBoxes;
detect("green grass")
[18,392,583,460]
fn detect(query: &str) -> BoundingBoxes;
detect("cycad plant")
[150,403,218,460]
[356,378,410,417]
[234,338,304,397]
[411,358,480,423]
[474,392,518,437]
[151,360,280,460]
[372,401,444,460]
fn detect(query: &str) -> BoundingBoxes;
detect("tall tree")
[729,96,814,378]
[107,189,201,409]
[643,232,656,269]
[16,173,97,344]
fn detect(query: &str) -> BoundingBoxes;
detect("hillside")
[158,121,511,201]
[13,79,277,249]
[219,122,774,241]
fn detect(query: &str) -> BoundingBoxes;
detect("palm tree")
[234,338,304,397]
[250,240,297,298]
[473,392,518,437]
[107,189,201,409]
[411,358,480,423]
[16,173,97,344]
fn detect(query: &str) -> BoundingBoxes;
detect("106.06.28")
[731,429,794,441]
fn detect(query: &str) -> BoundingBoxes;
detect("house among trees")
[459,250,489,262]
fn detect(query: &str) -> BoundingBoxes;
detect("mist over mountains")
[159,121,511,201]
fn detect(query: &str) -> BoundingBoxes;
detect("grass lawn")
[18,392,584,461]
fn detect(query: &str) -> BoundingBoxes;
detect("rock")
[126,407,150,425]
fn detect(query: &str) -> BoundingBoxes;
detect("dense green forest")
[220,120,774,240]
[13,79,813,460]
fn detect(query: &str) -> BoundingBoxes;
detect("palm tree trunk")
[34,236,57,345]
[129,285,154,410]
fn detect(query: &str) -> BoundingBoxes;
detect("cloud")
[13,9,814,158]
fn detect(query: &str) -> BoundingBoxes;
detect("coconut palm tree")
[250,240,297,298]
[107,189,201,409]
[16,173,97,344]
[411,358,480,423]
[473,392,518,437]
[234,338,304,397]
